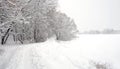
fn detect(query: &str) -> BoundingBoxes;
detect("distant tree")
[50,12,78,41]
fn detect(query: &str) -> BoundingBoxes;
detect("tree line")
[0,0,78,45]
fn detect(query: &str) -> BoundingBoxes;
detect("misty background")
[59,0,120,32]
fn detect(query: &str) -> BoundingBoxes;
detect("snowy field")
[0,35,120,69]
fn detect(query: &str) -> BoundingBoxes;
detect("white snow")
[0,35,120,69]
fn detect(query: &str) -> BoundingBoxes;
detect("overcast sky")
[58,0,120,31]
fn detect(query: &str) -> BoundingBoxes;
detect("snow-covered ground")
[0,35,120,69]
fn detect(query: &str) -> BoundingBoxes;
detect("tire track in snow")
[29,46,45,69]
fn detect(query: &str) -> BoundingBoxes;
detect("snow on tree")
[0,0,78,45]
[48,11,78,41]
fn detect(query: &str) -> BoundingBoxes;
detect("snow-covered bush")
[89,61,113,69]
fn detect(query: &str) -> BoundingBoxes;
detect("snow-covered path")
[0,35,120,69]
[0,42,80,69]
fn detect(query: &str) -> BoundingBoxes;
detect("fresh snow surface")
[0,35,120,69]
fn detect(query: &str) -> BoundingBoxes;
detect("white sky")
[58,0,120,31]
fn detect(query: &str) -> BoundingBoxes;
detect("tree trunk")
[1,28,11,45]
[34,28,37,42]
